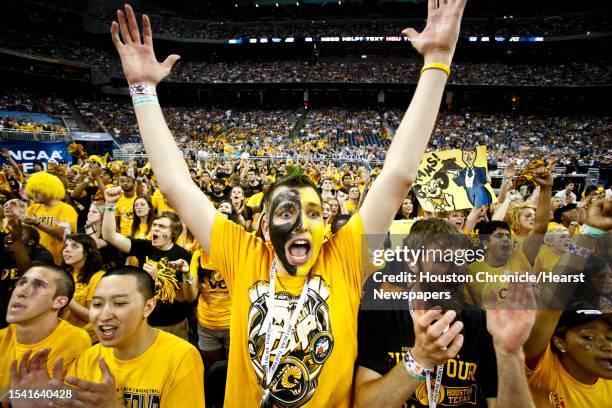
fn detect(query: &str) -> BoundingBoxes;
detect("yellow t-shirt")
[345,200,357,214]
[63,270,105,341]
[152,189,174,213]
[246,191,264,209]
[0,319,91,392]
[210,211,364,407]
[527,344,612,407]
[534,246,562,274]
[26,202,78,264]
[467,247,532,307]
[192,250,231,331]
[133,222,150,240]
[116,194,137,236]
[67,330,204,407]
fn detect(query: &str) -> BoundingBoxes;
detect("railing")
[0,129,70,142]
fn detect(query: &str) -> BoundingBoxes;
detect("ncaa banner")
[0,141,72,173]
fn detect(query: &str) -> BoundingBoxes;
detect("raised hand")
[111,4,180,87]
[168,259,189,274]
[0,147,10,159]
[104,186,123,204]
[486,281,536,354]
[531,166,553,189]
[411,308,464,369]
[503,161,516,180]
[143,262,159,280]
[402,0,467,65]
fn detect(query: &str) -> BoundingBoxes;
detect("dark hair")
[553,203,577,224]
[478,221,511,241]
[402,218,470,252]
[263,168,322,214]
[30,262,75,313]
[102,168,113,178]
[331,215,351,234]
[155,211,183,242]
[62,234,103,285]
[131,195,155,238]
[102,266,154,300]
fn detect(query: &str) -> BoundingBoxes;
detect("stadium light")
[255,3,259,7]
[276,2,279,6]
[296,2,300,6]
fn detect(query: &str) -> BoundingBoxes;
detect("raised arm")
[522,167,553,266]
[111,4,216,253]
[486,281,537,408]
[524,198,612,367]
[0,148,23,179]
[360,0,466,248]
[101,187,132,253]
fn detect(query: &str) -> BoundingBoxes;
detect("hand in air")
[402,0,467,65]
[111,4,180,87]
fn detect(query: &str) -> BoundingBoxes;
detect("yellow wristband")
[421,63,451,77]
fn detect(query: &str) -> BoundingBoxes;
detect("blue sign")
[0,110,62,125]
[0,141,72,173]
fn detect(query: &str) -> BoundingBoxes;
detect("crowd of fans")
[95,11,611,40]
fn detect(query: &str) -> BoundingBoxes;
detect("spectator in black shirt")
[102,186,197,340]
[356,218,536,408]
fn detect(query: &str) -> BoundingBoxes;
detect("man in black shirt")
[102,186,197,340]
[355,218,536,408]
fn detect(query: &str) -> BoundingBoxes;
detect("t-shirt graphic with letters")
[210,212,364,407]
[358,306,498,408]
[247,276,333,406]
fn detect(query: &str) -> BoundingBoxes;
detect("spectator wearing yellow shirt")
[151,187,174,213]
[60,234,105,341]
[23,172,78,264]
[346,185,361,214]
[1,265,91,395]
[110,1,467,405]
[115,175,137,236]
[467,163,552,307]
[130,196,155,239]
[11,266,205,408]
[191,249,231,368]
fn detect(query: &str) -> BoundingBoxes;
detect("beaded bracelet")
[403,348,430,382]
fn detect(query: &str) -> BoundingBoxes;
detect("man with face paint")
[110,1,467,406]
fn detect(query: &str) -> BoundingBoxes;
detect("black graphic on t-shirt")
[248,275,333,407]
[357,304,498,408]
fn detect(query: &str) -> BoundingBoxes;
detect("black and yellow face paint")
[269,187,325,277]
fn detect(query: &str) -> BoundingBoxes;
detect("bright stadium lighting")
[255,3,259,7]
[276,2,279,6]
[296,2,300,6]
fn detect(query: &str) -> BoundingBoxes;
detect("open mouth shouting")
[97,324,119,341]
[285,237,312,266]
